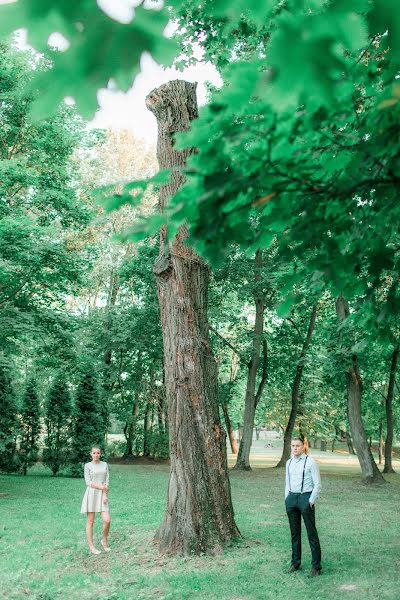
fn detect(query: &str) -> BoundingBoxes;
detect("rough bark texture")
[235,250,267,470]
[383,343,399,473]
[335,295,385,483]
[276,304,318,467]
[146,80,240,555]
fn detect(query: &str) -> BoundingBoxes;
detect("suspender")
[288,455,308,493]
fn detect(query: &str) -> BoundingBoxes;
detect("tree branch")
[209,324,249,365]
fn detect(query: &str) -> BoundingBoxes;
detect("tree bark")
[335,295,385,483]
[146,80,239,555]
[276,304,318,467]
[383,343,399,473]
[235,250,267,470]
[346,431,356,455]
[378,417,384,466]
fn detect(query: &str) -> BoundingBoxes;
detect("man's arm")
[309,459,321,505]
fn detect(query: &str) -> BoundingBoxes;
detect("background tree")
[146,80,240,555]
[71,370,104,475]
[18,378,41,476]
[43,374,73,476]
[0,363,18,472]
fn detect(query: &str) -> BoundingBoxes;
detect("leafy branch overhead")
[0,0,176,117]
[1,0,400,327]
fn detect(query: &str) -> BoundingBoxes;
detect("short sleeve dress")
[80,461,110,514]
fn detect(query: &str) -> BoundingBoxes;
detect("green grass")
[1,462,400,600]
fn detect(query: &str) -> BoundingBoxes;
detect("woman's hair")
[91,445,101,452]
[292,435,309,454]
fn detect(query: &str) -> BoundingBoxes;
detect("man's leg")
[301,496,321,571]
[285,494,302,568]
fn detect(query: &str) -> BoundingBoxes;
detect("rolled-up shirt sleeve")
[309,460,321,504]
[84,464,92,487]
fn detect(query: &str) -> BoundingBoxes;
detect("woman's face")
[291,440,304,456]
[90,447,101,462]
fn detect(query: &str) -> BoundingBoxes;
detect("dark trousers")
[285,491,321,570]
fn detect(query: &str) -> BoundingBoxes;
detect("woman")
[284,435,322,576]
[80,446,111,554]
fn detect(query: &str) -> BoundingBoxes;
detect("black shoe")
[310,568,321,577]
[288,565,301,573]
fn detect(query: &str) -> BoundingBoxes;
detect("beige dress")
[80,461,110,514]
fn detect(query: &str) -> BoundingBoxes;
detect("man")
[285,435,322,576]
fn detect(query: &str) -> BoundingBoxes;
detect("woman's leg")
[101,511,111,547]
[86,512,98,551]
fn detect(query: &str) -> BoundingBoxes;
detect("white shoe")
[90,547,101,555]
[101,540,111,552]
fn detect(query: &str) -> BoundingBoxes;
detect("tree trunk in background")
[276,305,318,467]
[378,418,384,465]
[346,431,356,455]
[335,295,385,483]
[222,402,237,454]
[143,400,152,457]
[320,440,327,452]
[102,271,121,440]
[124,400,139,457]
[235,249,267,470]
[223,351,239,454]
[146,80,239,555]
[383,343,399,473]
[157,385,166,435]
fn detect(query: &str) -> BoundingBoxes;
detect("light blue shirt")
[285,453,322,505]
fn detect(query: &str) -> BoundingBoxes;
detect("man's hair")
[291,435,309,454]
[292,435,305,444]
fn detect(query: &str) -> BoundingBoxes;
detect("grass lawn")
[1,461,400,600]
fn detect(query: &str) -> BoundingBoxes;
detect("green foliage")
[0,364,18,472]
[106,439,126,458]
[18,378,41,475]
[148,429,169,460]
[71,370,104,475]
[43,374,73,476]
[0,43,93,367]
[0,0,176,118]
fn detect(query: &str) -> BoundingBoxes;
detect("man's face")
[291,440,304,456]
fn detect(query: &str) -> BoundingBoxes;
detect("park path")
[226,433,400,473]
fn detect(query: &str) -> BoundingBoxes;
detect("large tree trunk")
[276,304,318,467]
[235,250,267,470]
[146,80,239,555]
[383,343,399,473]
[335,296,385,483]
